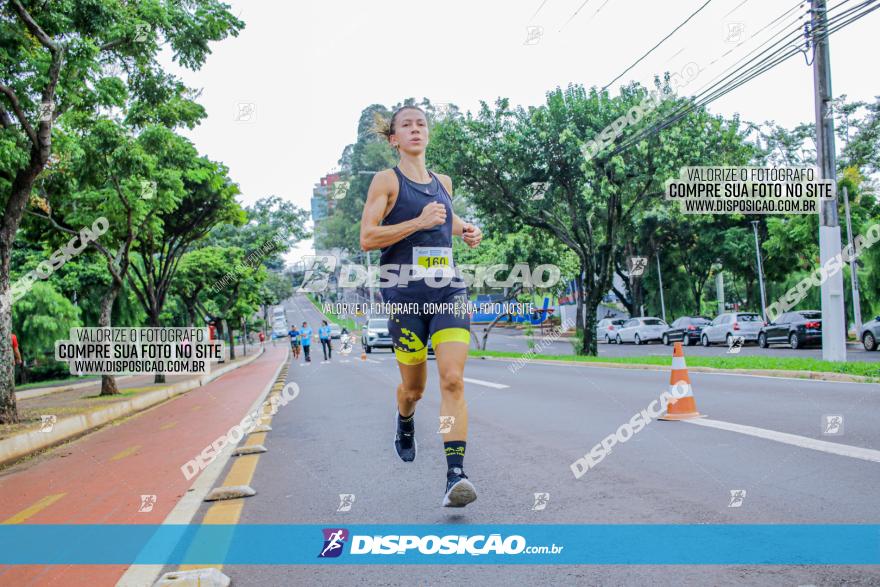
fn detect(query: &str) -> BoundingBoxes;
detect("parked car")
[596,318,626,343]
[701,312,763,346]
[361,317,392,353]
[615,317,669,345]
[662,316,711,346]
[861,316,880,351]
[758,310,822,349]
[329,323,342,339]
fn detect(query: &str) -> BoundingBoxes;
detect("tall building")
[310,172,342,224]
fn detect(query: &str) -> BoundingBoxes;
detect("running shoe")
[443,467,477,507]
[394,412,417,462]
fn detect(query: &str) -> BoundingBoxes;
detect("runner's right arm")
[360,170,446,251]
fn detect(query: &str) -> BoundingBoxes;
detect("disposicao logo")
[318,528,349,558]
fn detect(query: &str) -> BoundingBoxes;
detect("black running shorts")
[387,290,471,365]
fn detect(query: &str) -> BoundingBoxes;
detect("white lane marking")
[366,359,381,364]
[684,417,880,463]
[463,377,509,389]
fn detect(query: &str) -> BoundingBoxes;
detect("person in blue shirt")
[287,325,301,361]
[300,321,313,362]
[318,320,333,361]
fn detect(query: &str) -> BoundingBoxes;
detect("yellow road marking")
[177,368,289,572]
[244,433,266,447]
[159,421,178,430]
[110,445,141,461]
[2,493,66,524]
[223,454,260,487]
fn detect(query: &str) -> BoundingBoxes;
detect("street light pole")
[655,252,666,322]
[752,221,768,322]
[842,186,862,335]
[811,0,847,361]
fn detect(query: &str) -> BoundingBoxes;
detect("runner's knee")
[438,370,464,397]
[398,383,425,403]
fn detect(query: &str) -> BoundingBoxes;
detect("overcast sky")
[161,0,880,265]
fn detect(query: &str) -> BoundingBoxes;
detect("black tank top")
[379,166,467,302]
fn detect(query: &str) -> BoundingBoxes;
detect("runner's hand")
[417,202,446,229]
[462,223,482,248]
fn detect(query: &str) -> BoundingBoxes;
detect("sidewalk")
[14,344,253,400]
[0,344,288,587]
[0,344,267,467]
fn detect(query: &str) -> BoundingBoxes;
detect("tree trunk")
[98,283,121,396]
[582,297,599,356]
[227,322,236,361]
[148,310,165,384]
[0,163,43,423]
[0,278,19,423]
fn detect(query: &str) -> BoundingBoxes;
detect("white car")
[596,318,626,343]
[701,312,763,346]
[615,317,668,345]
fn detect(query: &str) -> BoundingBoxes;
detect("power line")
[724,0,752,18]
[609,0,877,156]
[602,0,717,91]
[585,0,614,24]
[559,0,594,31]
[530,0,550,21]
[692,1,809,96]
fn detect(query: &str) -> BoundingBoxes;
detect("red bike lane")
[0,345,287,587]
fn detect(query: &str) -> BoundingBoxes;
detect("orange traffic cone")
[659,341,702,420]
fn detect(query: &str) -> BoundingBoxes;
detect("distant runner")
[300,321,313,363]
[288,325,301,361]
[318,320,332,361]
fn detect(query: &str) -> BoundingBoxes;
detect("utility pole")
[715,268,725,316]
[811,0,847,361]
[655,252,666,322]
[842,186,862,335]
[751,221,768,322]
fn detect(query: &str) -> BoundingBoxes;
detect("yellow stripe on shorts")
[395,346,428,365]
[431,328,471,347]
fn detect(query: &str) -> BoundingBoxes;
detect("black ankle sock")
[444,441,466,470]
[398,410,414,433]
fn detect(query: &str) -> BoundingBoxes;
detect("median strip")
[471,350,880,383]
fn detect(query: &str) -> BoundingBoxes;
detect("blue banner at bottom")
[1,525,878,564]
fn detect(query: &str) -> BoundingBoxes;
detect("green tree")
[11,281,80,383]
[431,79,753,355]
[0,0,243,421]
[127,155,242,370]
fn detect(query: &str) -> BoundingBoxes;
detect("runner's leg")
[434,341,469,444]
[430,295,476,507]
[389,308,430,462]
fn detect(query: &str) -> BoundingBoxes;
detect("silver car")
[361,317,392,353]
[701,312,763,346]
[615,317,668,345]
[596,318,626,343]
[860,316,880,351]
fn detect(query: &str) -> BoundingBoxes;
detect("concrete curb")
[116,348,287,587]
[0,349,266,468]
[477,355,878,384]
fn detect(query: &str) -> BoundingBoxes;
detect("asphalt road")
[192,296,880,586]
